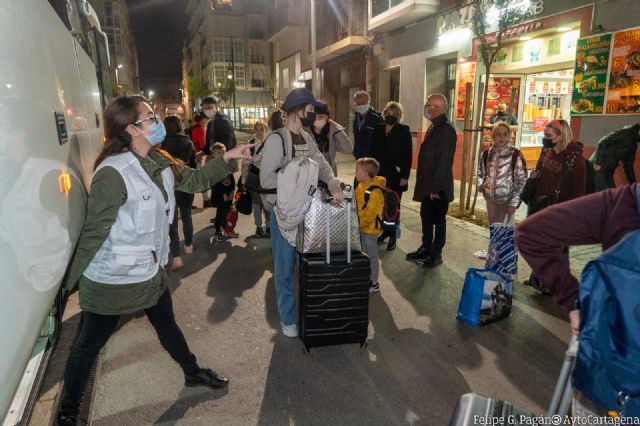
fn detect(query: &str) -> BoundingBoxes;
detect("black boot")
[423,254,443,268]
[406,246,429,262]
[387,235,396,251]
[185,368,229,388]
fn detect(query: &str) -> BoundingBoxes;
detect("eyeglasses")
[134,114,159,126]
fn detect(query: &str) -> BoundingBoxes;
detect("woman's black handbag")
[236,191,253,215]
[520,177,538,205]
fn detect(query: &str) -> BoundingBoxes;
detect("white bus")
[0,1,109,423]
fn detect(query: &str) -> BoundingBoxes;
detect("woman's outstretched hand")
[223,144,255,162]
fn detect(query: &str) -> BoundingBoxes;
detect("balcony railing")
[316,0,367,50]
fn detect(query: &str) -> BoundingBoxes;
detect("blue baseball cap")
[282,88,324,110]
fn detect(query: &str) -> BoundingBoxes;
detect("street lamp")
[149,90,155,97]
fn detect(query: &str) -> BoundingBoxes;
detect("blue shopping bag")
[485,216,517,275]
[457,268,513,327]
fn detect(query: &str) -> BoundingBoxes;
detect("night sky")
[125,0,189,100]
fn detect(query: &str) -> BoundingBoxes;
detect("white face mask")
[355,104,370,115]
[314,119,327,129]
[204,109,215,118]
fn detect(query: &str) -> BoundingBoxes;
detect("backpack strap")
[482,149,489,173]
[363,185,384,210]
[511,148,524,180]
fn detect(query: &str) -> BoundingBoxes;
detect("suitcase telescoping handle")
[324,185,353,265]
[546,334,579,420]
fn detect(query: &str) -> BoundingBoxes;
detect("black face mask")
[385,115,398,125]
[300,111,316,127]
[542,137,557,148]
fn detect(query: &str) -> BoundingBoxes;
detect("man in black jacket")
[590,123,639,191]
[201,97,237,155]
[352,90,384,159]
[408,94,457,267]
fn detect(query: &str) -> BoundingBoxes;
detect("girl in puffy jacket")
[477,122,528,223]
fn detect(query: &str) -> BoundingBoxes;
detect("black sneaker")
[377,234,387,244]
[255,227,264,237]
[369,282,380,293]
[264,227,271,238]
[185,368,229,389]
[528,275,552,296]
[406,246,429,262]
[423,255,443,268]
[387,237,396,251]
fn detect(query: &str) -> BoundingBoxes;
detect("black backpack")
[363,186,401,232]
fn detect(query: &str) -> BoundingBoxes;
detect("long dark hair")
[268,110,284,130]
[95,96,183,179]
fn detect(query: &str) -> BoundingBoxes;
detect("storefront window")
[520,69,573,147]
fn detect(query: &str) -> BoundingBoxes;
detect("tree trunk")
[471,63,491,214]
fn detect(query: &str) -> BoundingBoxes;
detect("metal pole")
[310,0,317,96]
[231,35,237,127]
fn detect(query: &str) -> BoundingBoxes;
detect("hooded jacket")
[355,175,387,235]
[477,145,528,207]
[591,123,639,183]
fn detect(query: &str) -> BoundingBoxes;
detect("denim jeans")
[269,212,297,326]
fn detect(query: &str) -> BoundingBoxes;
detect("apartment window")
[251,54,265,64]
[213,39,244,63]
[548,38,561,57]
[371,0,404,18]
[235,67,245,88]
[389,69,400,102]
[512,45,523,62]
[214,65,228,85]
[252,69,265,88]
[105,28,123,56]
[445,60,457,120]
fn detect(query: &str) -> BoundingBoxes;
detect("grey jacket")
[477,145,528,208]
[310,121,353,174]
[259,127,340,209]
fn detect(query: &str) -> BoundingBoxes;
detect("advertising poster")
[605,28,640,114]
[571,34,611,115]
[484,76,521,124]
[456,62,476,120]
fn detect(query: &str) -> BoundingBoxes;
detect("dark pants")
[420,193,449,256]
[214,200,232,233]
[594,168,616,192]
[169,205,194,256]
[60,290,198,416]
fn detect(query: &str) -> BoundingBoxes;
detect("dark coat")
[353,107,384,159]
[370,122,413,193]
[161,133,197,207]
[591,124,639,182]
[413,114,457,202]
[204,112,236,154]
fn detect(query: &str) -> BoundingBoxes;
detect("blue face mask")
[144,120,166,145]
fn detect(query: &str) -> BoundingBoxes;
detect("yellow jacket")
[355,176,387,235]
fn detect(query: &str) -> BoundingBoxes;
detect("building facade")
[89,0,140,96]
[185,0,273,128]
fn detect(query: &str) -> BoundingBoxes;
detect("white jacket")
[83,152,175,284]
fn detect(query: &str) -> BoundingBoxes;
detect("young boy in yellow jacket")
[355,158,386,294]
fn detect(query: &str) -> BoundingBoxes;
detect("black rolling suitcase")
[298,188,370,352]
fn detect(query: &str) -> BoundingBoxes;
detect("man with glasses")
[408,94,457,268]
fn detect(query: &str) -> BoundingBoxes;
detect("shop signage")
[533,117,549,131]
[439,0,543,37]
[605,28,640,114]
[571,34,611,115]
[456,61,476,119]
[484,76,521,124]
[571,26,640,116]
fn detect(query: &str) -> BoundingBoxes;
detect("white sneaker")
[281,322,298,338]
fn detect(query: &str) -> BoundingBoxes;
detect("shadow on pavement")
[257,296,471,426]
